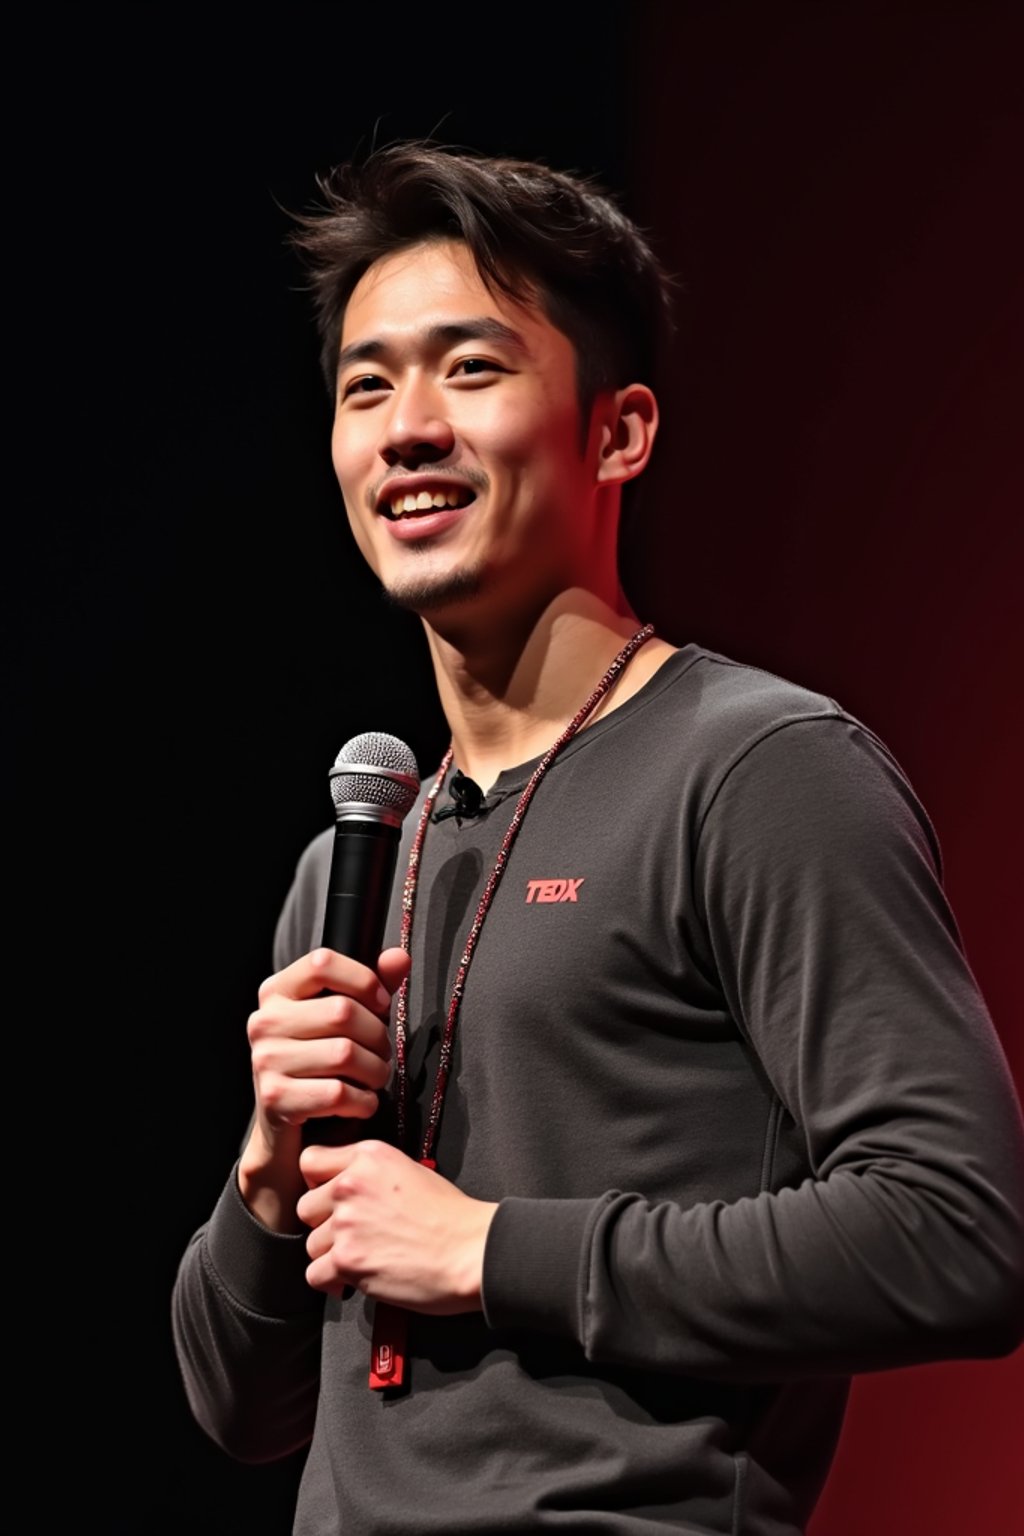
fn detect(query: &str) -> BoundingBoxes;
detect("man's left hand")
[297,1140,498,1313]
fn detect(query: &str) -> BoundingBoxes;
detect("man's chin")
[381,564,484,616]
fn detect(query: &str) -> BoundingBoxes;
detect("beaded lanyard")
[368,622,656,1391]
[394,621,655,1158]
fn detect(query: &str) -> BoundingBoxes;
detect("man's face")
[331,239,600,620]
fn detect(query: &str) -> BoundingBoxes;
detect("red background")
[628,17,1023,1529]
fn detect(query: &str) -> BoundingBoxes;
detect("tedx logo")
[525,878,585,904]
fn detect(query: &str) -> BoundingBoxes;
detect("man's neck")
[422,588,677,794]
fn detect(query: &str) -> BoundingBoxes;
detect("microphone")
[322,731,421,967]
[306,733,420,1150]
[448,769,483,819]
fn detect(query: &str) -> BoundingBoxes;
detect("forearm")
[171,1167,324,1462]
[238,1119,307,1234]
[486,719,1024,1380]
[482,1154,1024,1380]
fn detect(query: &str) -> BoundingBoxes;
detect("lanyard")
[393,623,656,1161]
[369,623,656,1390]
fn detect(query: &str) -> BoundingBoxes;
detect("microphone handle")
[322,817,401,969]
[304,816,401,1150]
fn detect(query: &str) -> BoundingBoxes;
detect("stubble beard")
[380,559,486,616]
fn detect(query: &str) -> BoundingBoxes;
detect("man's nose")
[378,376,455,467]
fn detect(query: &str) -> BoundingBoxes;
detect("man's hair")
[290,141,677,432]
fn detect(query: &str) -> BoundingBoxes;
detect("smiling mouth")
[380,488,477,520]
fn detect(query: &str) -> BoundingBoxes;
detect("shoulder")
[633,641,875,784]
[617,642,848,757]
[665,643,900,774]
[647,644,941,871]
[677,649,945,886]
[571,641,913,821]
[678,643,844,750]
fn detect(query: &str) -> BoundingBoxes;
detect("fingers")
[264,1025,392,1086]
[247,996,392,1123]
[376,946,412,995]
[251,1019,392,1128]
[249,990,391,1056]
[261,1072,383,1128]
[248,948,408,1134]
[296,1142,402,1264]
[298,1138,375,1190]
[293,1143,495,1311]
[258,948,395,1014]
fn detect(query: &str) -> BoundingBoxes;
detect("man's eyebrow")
[336,318,529,377]
[427,319,529,354]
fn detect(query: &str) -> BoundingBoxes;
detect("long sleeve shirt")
[172,643,1024,1535]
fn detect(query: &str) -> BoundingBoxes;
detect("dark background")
[18,3,1022,1532]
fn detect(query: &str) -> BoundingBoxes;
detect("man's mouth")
[380,487,477,521]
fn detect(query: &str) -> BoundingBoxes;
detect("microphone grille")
[329,731,421,821]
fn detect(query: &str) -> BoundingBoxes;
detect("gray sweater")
[172,644,1024,1534]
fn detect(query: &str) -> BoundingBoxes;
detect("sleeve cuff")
[481,1195,603,1339]
[203,1163,321,1319]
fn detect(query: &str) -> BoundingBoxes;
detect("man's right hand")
[237,945,410,1233]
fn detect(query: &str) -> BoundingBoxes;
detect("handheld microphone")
[322,731,421,967]
[307,733,420,1150]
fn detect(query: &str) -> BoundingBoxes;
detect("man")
[172,143,1024,1534]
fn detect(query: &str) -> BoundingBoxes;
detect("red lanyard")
[369,624,655,1390]
[392,623,656,1161]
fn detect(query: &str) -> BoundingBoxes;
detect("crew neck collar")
[446,641,701,801]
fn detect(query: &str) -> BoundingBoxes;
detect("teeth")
[388,488,472,517]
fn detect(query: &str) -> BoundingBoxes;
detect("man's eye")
[451,358,503,377]
[342,375,389,398]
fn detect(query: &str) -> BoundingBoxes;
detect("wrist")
[456,1200,500,1309]
[238,1120,306,1234]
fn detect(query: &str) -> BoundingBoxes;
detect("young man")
[172,144,1024,1534]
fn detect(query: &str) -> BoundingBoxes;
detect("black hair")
[290,141,677,434]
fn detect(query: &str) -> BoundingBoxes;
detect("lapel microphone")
[449,769,484,819]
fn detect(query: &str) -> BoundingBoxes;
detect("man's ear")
[594,384,659,487]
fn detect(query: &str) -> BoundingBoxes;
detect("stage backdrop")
[22,5,1020,1532]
